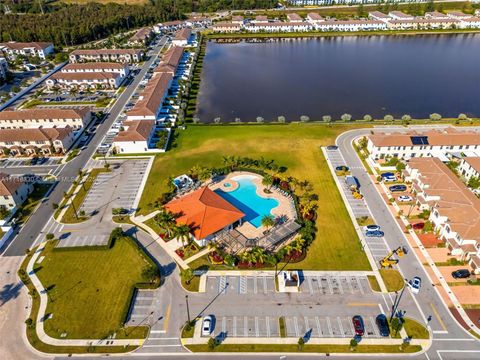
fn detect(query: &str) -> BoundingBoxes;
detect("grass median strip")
[62,168,109,223]
[185,344,422,353]
[380,269,405,292]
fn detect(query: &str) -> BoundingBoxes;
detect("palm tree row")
[154,210,191,244]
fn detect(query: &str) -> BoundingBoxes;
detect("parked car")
[366,230,384,238]
[381,172,395,177]
[376,314,390,337]
[451,269,471,279]
[326,145,338,150]
[383,175,397,182]
[389,185,407,192]
[408,276,421,294]
[335,165,349,172]
[412,222,425,230]
[202,315,213,336]
[352,315,365,336]
[398,195,413,202]
[365,224,381,232]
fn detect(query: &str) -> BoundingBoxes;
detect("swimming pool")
[214,176,279,228]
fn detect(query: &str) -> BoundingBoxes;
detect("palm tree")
[155,210,177,239]
[262,174,274,191]
[70,86,78,97]
[261,215,275,232]
[341,113,352,122]
[300,201,317,218]
[189,165,204,179]
[198,167,212,182]
[251,247,267,264]
[175,224,191,246]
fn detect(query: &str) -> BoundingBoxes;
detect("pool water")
[215,176,279,228]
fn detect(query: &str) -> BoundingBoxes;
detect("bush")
[46,233,55,241]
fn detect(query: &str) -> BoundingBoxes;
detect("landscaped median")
[18,228,160,354]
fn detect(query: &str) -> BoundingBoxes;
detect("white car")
[202,315,213,336]
[408,277,421,294]
[398,195,413,202]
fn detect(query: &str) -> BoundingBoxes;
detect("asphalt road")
[1,36,168,257]
[336,128,480,360]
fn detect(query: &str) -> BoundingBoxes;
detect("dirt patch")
[418,233,442,248]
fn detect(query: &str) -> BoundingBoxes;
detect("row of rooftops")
[369,10,479,22]
[125,46,184,119]
[408,157,480,243]
[0,173,27,197]
[368,128,480,148]
[0,126,73,143]
[0,41,53,51]
[0,108,89,122]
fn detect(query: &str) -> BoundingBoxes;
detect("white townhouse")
[0,173,33,214]
[387,18,460,30]
[113,120,156,153]
[211,22,242,33]
[245,22,312,33]
[0,108,92,130]
[287,13,303,23]
[460,17,480,29]
[306,13,324,24]
[60,62,129,77]
[0,57,8,81]
[46,72,125,90]
[388,11,415,20]
[368,11,391,22]
[0,42,54,59]
[424,11,450,20]
[231,16,245,25]
[405,157,480,273]
[315,20,387,32]
[69,49,144,63]
[172,28,193,47]
[366,128,480,161]
[446,11,473,20]
[459,157,480,181]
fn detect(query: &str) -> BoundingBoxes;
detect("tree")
[350,338,358,351]
[213,117,221,124]
[384,114,394,122]
[429,113,442,121]
[458,113,468,121]
[261,215,275,232]
[234,117,242,123]
[401,114,411,122]
[468,176,480,189]
[256,116,264,123]
[391,317,404,337]
[207,337,218,350]
[322,115,332,123]
[363,114,372,121]
[262,174,273,190]
[341,113,352,122]
[46,233,55,241]
[298,337,305,350]
[155,210,177,239]
[180,268,194,285]
[396,161,406,172]
[175,224,191,245]
[192,116,200,124]
[278,115,286,123]
[142,266,159,283]
[300,115,310,122]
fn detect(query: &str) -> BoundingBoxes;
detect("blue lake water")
[197,35,480,122]
[214,177,279,228]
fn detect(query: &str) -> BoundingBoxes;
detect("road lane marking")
[163,303,171,332]
[347,302,379,307]
[430,303,447,332]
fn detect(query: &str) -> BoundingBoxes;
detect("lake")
[196,35,480,122]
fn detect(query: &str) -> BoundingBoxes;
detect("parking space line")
[253,277,257,294]
[222,316,226,335]
[337,277,344,295]
[337,317,344,337]
[315,316,321,337]
[326,317,333,336]
[308,276,313,294]
[347,277,354,294]
[304,316,309,334]
[293,316,299,337]
[357,277,365,295]
[266,317,270,337]
[369,317,379,337]
[348,317,355,335]
[244,316,248,336]
[327,277,333,295]
[263,276,268,294]
[233,316,237,337]
[255,317,259,337]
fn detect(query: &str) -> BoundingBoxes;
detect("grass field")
[186,344,422,353]
[59,0,148,4]
[138,124,371,271]
[35,235,158,339]
[403,318,430,339]
[380,269,405,292]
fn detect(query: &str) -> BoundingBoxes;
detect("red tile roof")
[164,187,245,240]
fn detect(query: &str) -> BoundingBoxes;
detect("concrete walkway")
[26,242,144,347]
[184,246,210,264]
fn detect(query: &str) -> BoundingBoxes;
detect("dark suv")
[451,269,471,279]
[389,185,407,192]
[376,314,390,337]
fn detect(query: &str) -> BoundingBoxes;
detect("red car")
[412,222,425,230]
[352,315,365,336]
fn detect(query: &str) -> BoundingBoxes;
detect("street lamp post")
[390,281,407,322]
[185,295,191,323]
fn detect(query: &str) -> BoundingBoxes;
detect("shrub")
[46,233,55,241]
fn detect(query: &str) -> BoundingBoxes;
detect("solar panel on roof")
[410,136,429,145]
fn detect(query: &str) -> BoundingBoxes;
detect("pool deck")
[209,171,297,239]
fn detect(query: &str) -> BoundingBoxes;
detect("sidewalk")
[26,242,144,347]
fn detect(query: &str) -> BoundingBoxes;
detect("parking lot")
[207,275,275,295]
[79,159,149,215]
[0,157,61,168]
[56,233,110,248]
[207,314,382,339]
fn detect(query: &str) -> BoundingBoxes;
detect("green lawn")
[186,344,422,353]
[403,318,430,339]
[138,124,371,271]
[15,183,52,226]
[34,234,159,339]
[380,269,405,292]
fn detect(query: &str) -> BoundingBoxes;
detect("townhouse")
[0,108,92,130]
[69,49,144,63]
[58,62,129,77]
[0,126,75,156]
[366,128,480,161]
[47,72,124,90]
[231,16,245,25]
[315,19,386,31]
[459,157,480,181]
[154,46,184,75]
[112,120,156,153]
[211,22,242,33]
[252,15,268,23]
[369,11,392,22]
[405,157,480,273]
[460,17,480,28]
[306,13,324,24]
[287,13,303,23]
[388,11,415,20]
[387,18,460,30]
[0,173,33,214]
[172,28,193,47]
[446,11,473,20]
[129,27,153,46]
[0,57,8,81]
[154,20,185,33]
[424,11,450,19]
[245,21,312,33]
[0,42,54,59]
